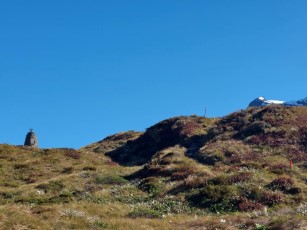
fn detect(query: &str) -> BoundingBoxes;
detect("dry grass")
[0,107,307,229]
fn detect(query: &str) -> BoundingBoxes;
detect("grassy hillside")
[1,105,307,229]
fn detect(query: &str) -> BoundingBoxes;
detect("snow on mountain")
[249,96,307,107]
[285,97,307,106]
[248,97,284,107]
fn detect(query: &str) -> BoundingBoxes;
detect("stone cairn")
[24,129,39,148]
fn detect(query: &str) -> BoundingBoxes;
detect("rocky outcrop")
[248,97,267,107]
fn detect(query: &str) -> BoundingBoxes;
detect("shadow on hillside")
[106,132,210,167]
[105,132,178,166]
[105,116,218,166]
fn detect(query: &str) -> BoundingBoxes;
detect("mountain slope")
[1,105,307,229]
[84,105,307,225]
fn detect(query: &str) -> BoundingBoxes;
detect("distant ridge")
[249,96,307,107]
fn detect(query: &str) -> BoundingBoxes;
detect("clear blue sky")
[1,1,306,148]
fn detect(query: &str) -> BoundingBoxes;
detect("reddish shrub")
[228,172,252,184]
[247,134,268,145]
[64,149,81,159]
[268,177,294,191]
[237,197,264,212]
[179,121,200,137]
[297,115,307,134]
[171,166,195,181]
[104,159,119,166]
[287,149,307,163]
[229,154,242,164]
[219,111,247,131]
[260,191,284,206]
[229,152,261,164]
[247,132,286,146]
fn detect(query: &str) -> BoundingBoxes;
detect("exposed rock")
[249,96,267,107]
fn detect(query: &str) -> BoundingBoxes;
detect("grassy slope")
[0,105,307,229]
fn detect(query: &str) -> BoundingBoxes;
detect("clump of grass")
[171,165,195,181]
[269,163,288,174]
[62,167,73,174]
[127,195,193,218]
[95,175,128,185]
[184,175,207,189]
[128,207,162,219]
[195,140,254,165]
[138,177,163,196]
[13,163,29,170]
[16,196,62,205]
[237,121,270,138]
[31,206,53,214]
[187,185,239,212]
[82,166,96,171]
[35,181,65,193]
[92,220,108,228]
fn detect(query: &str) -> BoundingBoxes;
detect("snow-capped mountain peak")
[248,97,284,107]
[248,96,307,107]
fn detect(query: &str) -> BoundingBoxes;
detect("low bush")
[35,181,65,193]
[187,185,238,212]
[62,167,73,174]
[247,186,263,201]
[269,164,288,174]
[31,206,53,214]
[16,194,71,204]
[237,197,264,212]
[268,177,294,192]
[138,177,163,196]
[210,175,228,185]
[24,175,36,184]
[245,186,284,207]
[260,191,284,206]
[237,121,270,138]
[82,166,96,171]
[64,149,81,159]
[92,221,108,228]
[228,172,253,184]
[196,150,225,165]
[184,175,207,189]
[95,175,128,185]
[0,192,14,199]
[13,163,29,170]
[171,165,195,181]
